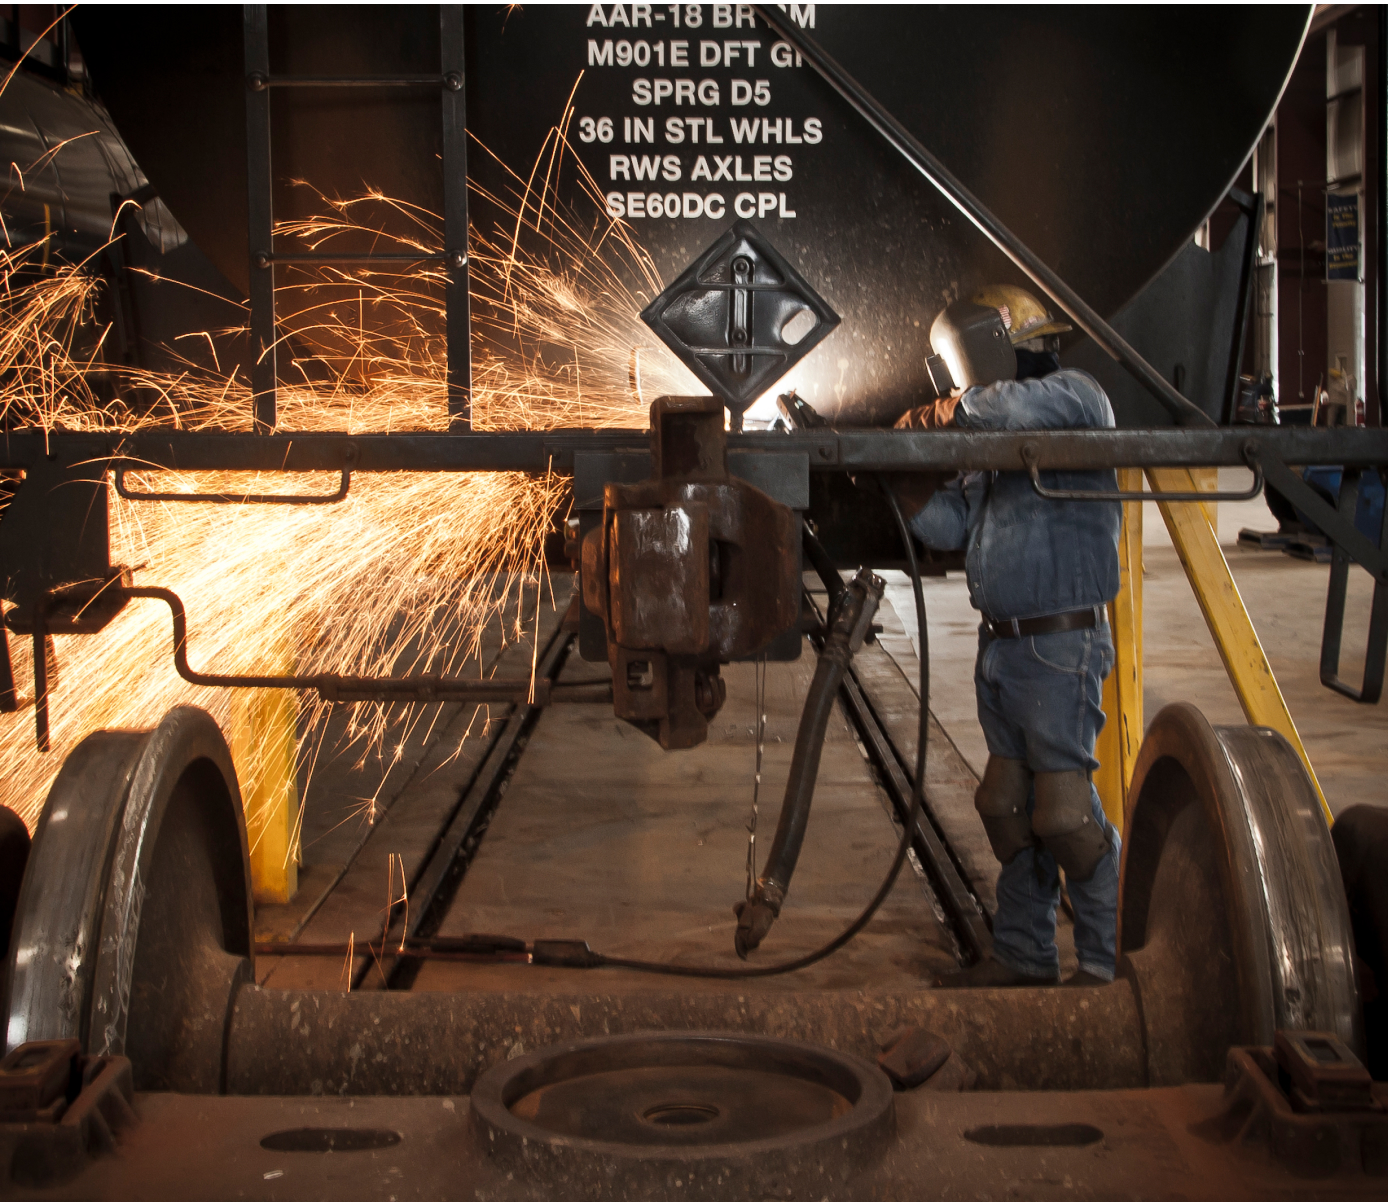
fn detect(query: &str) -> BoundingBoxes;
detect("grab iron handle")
[29,583,549,752]
[114,466,351,505]
[1020,442,1264,503]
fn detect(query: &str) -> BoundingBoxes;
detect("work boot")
[933,956,1058,989]
[1063,969,1113,988]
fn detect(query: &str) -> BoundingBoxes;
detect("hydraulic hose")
[576,480,931,980]
[800,519,847,608]
[734,567,883,957]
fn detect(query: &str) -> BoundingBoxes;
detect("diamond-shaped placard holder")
[640,220,840,428]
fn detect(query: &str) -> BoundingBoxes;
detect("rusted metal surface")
[14,1072,1388,1201]
[582,397,800,748]
[469,1032,893,1202]
[1274,1030,1378,1113]
[0,1048,137,1189]
[1193,1044,1388,1179]
[876,1026,955,1089]
[0,1040,81,1121]
[224,981,1146,1097]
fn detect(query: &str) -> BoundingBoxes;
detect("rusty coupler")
[581,396,801,749]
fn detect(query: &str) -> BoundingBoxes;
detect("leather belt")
[984,605,1102,640]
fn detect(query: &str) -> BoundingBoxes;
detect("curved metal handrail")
[1020,441,1264,503]
[113,467,351,505]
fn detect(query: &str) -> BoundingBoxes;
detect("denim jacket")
[909,368,1121,621]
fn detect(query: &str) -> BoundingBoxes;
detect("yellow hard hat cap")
[970,284,1073,345]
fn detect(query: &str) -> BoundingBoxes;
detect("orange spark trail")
[0,116,698,866]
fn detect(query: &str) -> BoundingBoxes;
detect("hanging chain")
[745,654,767,899]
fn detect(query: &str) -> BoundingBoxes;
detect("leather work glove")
[894,395,962,430]
[883,470,949,521]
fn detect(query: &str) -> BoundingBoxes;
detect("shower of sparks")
[0,111,698,864]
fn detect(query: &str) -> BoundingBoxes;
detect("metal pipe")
[224,980,1146,1094]
[754,4,1217,430]
[441,5,472,429]
[1223,190,1264,424]
[127,583,549,700]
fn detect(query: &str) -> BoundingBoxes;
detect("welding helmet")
[925,299,1016,394]
[970,284,1072,347]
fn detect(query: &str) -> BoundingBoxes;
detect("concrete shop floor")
[411,626,970,994]
[258,579,1045,990]
[880,467,1387,819]
[256,466,1378,982]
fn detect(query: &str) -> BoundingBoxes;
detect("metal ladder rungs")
[263,252,450,266]
[243,3,471,435]
[258,74,446,88]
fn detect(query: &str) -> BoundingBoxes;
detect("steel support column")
[244,5,276,434]
[441,5,471,428]
[1095,467,1143,831]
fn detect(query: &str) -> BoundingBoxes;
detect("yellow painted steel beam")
[1095,468,1143,832]
[1189,464,1219,527]
[230,634,301,904]
[1147,466,1332,826]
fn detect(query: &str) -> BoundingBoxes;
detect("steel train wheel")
[0,804,30,965]
[1119,703,1362,1085]
[2,706,253,1092]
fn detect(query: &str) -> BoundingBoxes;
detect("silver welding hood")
[927,300,1017,393]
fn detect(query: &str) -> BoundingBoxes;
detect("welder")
[895,285,1122,988]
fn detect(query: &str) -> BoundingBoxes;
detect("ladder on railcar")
[241,3,471,433]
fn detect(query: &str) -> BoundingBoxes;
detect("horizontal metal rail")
[29,585,549,752]
[258,252,452,265]
[251,74,448,88]
[378,626,574,990]
[2,426,1387,476]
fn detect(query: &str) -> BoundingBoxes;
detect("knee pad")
[974,756,1034,864]
[1032,770,1110,882]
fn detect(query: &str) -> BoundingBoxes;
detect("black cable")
[584,479,930,980]
[801,521,846,608]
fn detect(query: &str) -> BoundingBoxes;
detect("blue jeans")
[974,619,1121,981]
